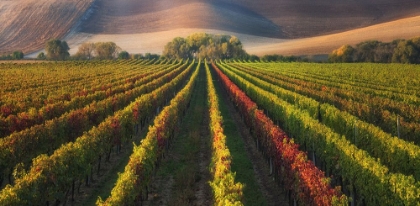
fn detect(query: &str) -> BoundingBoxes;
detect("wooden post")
[354,120,357,145]
[397,115,400,139]
[97,155,101,175]
[312,141,316,166]
[269,157,273,175]
[72,179,75,201]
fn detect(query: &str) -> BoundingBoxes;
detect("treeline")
[37,39,160,61]
[163,33,248,59]
[329,37,420,63]
[259,54,303,62]
[0,51,24,60]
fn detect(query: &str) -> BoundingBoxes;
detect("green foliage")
[98,61,199,205]
[37,52,46,60]
[329,37,420,63]
[0,54,12,60]
[45,39,70,60]
[164,37,190,59]
[74,42,96,60]
[118,51,129,59]
[163,33,248,59]
[144,53,160,60]
[217,62,420,205]
[0,60,195,205]
[73,42,130,60]
[12,51,24,60]
[392,39,420,64]
[247,55,260,62]
[94,42,120,60]
[206,63,244,205]
[328,45,355,63]
[0,51,24,60]
[261,54,300,62]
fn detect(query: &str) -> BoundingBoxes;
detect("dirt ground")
[58,15,420,58]
[0,0,93,54]
[3,0,420,56]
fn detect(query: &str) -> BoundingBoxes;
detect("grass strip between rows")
[212,62,347,205]
[206,62,244,206]
[96,61,200,205]
[216,62,420,205]
[0,61,195,205]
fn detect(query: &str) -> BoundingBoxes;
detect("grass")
[211,67,267,206]
[82,127,148,205]
[151,63,211,205]
[81,65,202,205]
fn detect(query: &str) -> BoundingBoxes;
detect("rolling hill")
[1,0,420,56]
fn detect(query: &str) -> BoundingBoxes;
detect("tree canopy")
[74,42,122,60]
[75,42,95,60]
[0,51,24,60]
[94,42,121,60]
[329,37,420,64]
[162,33,248,59]
[45,39,70,60]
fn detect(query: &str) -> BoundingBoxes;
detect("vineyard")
[0,60,419,205]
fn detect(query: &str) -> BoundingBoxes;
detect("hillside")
[1,0,420,55]
[81,0,420,38]
[0,0,94,55]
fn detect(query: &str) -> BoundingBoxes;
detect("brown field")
[0,0,93,55]
[2,0,420,56]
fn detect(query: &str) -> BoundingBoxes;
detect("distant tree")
[163,37,190,59]
[144,53,160,59]
[262,54,300,62]
[0,54,12,60]
[132,54,143,59]
[354,40,381,62]
[95,42,120,59]
[45,39,70,60]
[186,33,211,56]
[37,52,46,60]
[12,51,24,60]
[329,41,393,63]
[247,54,260,62]
[163,33,248,59]
[392,40,420,64]
[75,42,96,60]
[328,45,355,62]
[372,42,398,63]
[118,51,130,59]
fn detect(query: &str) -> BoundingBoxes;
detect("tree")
[144,53,160,59]
[75,42,95,60]
[163,33,248,59]
[45,39,70,60]
[354,40,380,62]
[392,40,420,64]
[37,52,46,60]
[328,45,355,62]
[118,51,130,59]
[163,37,189,59]
[94,42,120,59]
[132,54,143,59]
[12,51,24,60]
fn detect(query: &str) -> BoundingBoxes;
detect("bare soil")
[62,15,420,58]
[0,0,93,54]
[80,0,420,39]
[3,0,420,55]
